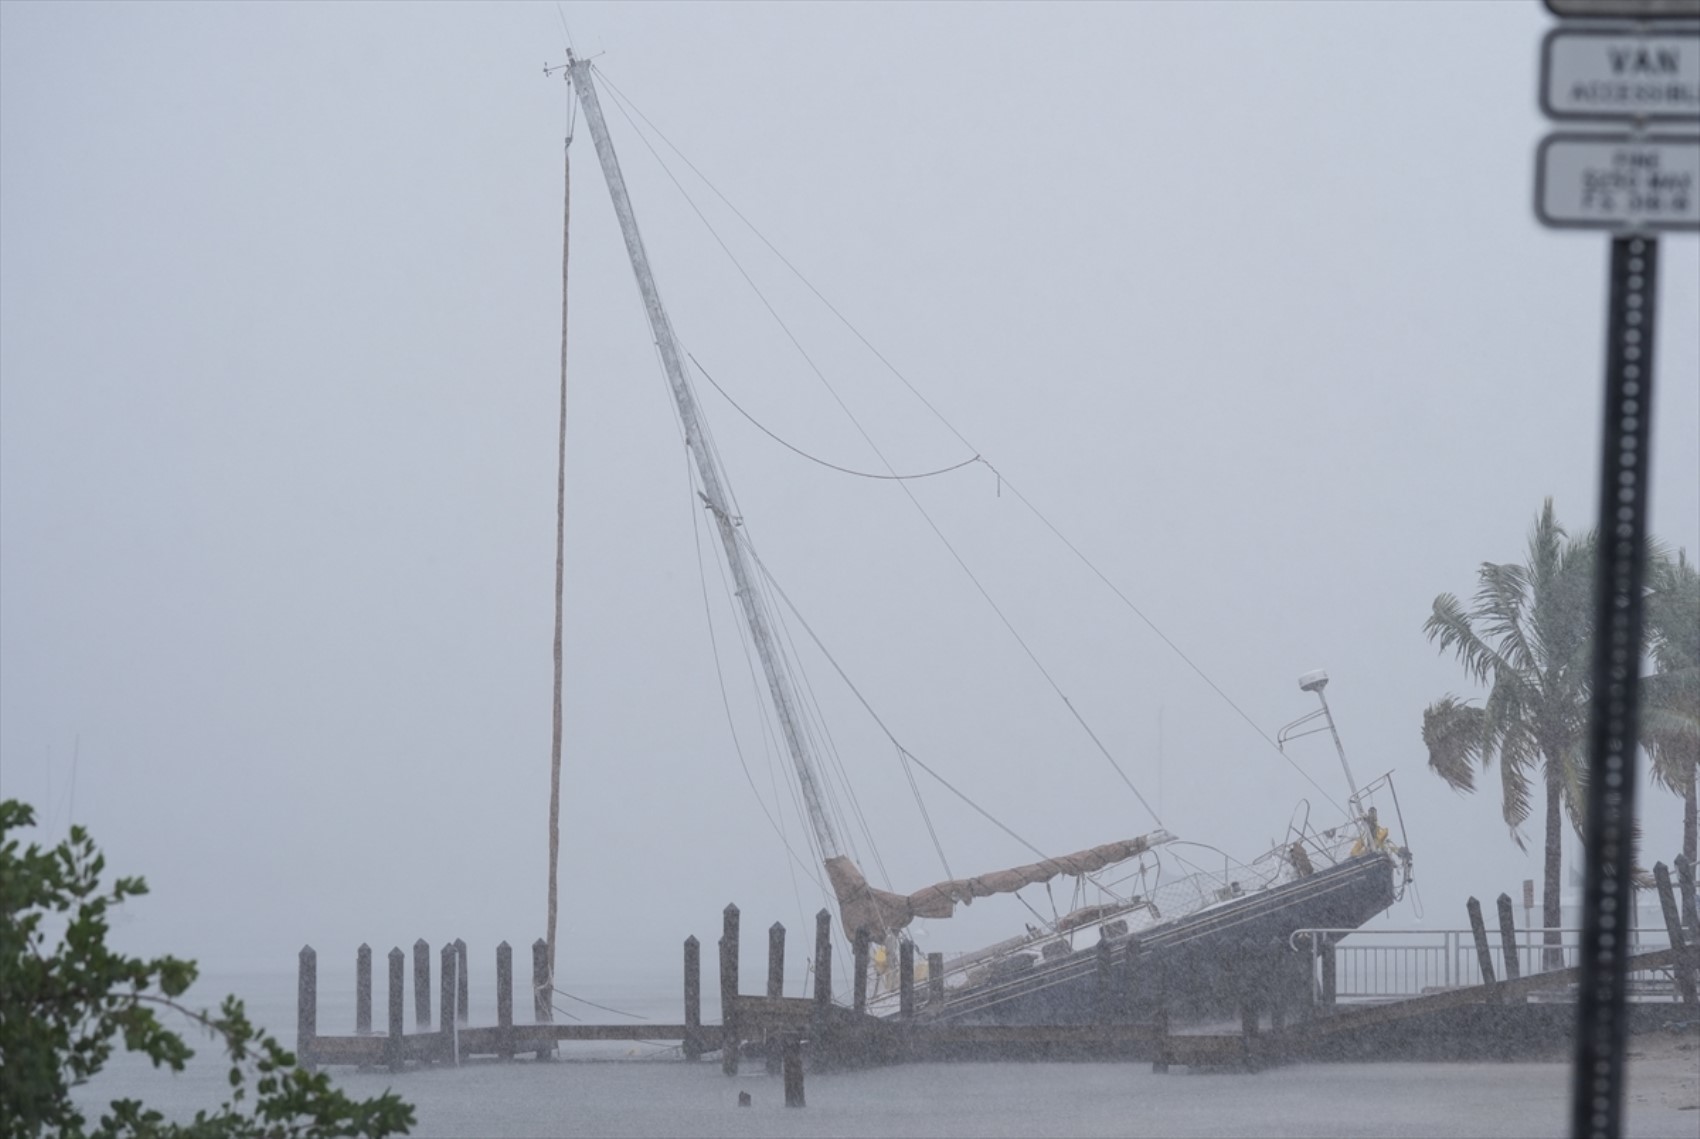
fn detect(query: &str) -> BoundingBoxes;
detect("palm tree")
[1643,550,1699,930]
[1421,500,1594,967]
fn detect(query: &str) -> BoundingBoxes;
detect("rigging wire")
[682,377,869,975]
[593,65,1347,818]
[684,444,832,899]
[596,67,1162,828]
[577,77,848,980]
[656,298,839,890]
[739,529,947,886]
[745,533,1141,911]
[647,258,903,891]
[895,740,951,881]
[741,538,1050,866]
[744,529,897,891]
[551,986,649,1021]
[682,351,852,945]
[690,354,982,482]
[552,2,575,53]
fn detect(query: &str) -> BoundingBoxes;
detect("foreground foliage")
[0,799,414,1139]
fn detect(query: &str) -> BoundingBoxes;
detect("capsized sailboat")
[556,54,1412,1024]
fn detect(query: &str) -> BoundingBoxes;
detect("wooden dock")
[295,861,1699,1075]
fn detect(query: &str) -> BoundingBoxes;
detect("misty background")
[3,1,1696,1001]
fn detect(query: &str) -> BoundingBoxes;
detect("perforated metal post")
[1572,234,1658,1139]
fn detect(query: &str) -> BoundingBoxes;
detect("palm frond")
[1425,593,1517,686]
[1641,662,1699,796]
[1422,696,1486,793]
[1557,738,1590,846]
[1646,549,1700,674]
[1537,533,1597,693]
[1484,682,1538,847]
[1474,561,1538,674]
[1526,498,1568,595]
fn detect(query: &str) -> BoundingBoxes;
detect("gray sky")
[3,0,1696,993]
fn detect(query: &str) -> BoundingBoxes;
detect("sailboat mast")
[566,56,845,864]
[543,133,570,1014]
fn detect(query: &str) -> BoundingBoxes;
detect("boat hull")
[935,853,1397,1025]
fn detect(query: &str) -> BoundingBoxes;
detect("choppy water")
[71,970,1698,1138]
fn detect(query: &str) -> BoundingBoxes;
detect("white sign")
[1535,133,1700,229]
[1545,0,1700,18]
[1541,28,1700,121]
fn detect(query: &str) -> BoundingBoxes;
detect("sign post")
[1532,5,1698,1139]
[1570,230,1660,1139]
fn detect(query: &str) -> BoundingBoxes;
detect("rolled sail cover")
[826,830,1174,938]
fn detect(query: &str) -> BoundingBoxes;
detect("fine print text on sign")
[1535,134,1700,230]
[1542,28,1700,121]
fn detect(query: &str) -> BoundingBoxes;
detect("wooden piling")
[928,951,945,1010]
[531,937,552,1061]
[1675,854,1699,941]
[766,922,785,1075]
[1149,948,1170,1074]
[720,904,740,1077]
[454,938,469,1025]
[812,909,832,1012]
[852,928,870,1015]
[439,941,456,1065]
[783,1035,805,1108]
[1237,939,1260,1069]
[1124,937,1142,1023]
[297,945,317,1073]
[1653,861,1697,1005]
[1466,896,1498,995]
[413,939,431,1030]
[386,947,404,1072]
[767,922,786,999]
[1095,937,1113,1025]
[899,940,915,1021]
[1496,893,1523,989]
[355,943,372,1036]
[812,909,832,1067]
[683,935,702,1062]
[496,941,514,1059]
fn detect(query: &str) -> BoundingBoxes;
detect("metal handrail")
[1290,925,1679,1004]
[1289,925,1597,948]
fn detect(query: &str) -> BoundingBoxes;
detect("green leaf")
[1,797,417,1138]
